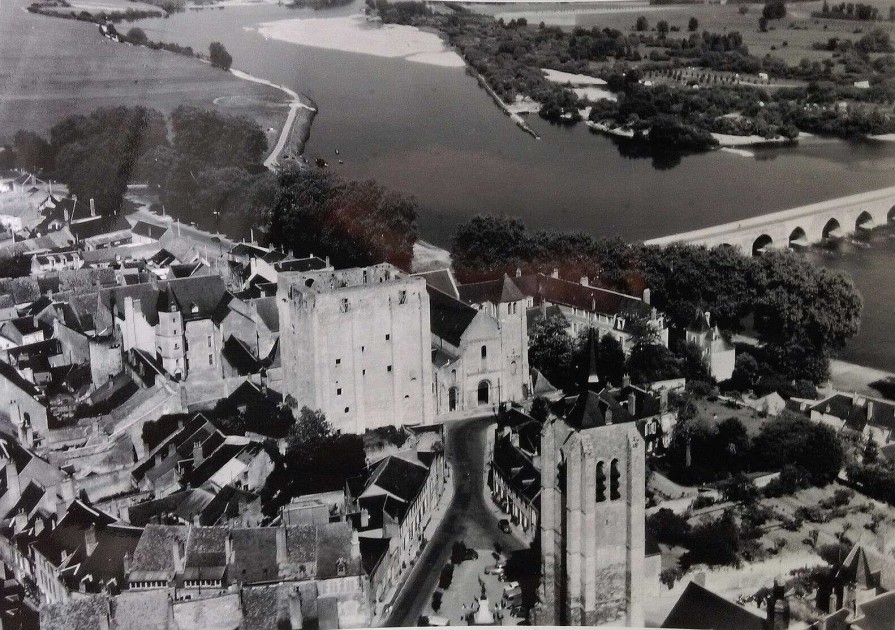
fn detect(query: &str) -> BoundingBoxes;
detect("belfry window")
[595,461,606,502]
[610,459,621,500]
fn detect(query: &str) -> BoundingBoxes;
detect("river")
[133,4,895,370]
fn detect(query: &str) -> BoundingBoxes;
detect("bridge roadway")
[644,185,895,255]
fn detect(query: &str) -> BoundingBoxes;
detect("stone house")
[349,445,447,609]
[685,311,736,382]
[0,359,50,451]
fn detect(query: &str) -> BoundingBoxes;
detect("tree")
[635,15,649,31]
[450,214,529,277]
[528,314,577,391]
[268,166,418,270]
[688,16,699,31]
[627,343,682,384]
[209,41,233,71]
[759,16,769,31]
[126,27,148,44]
[287,407,333,459]
[171,105,267,168]
[51,106,168,213]
[12,131,53,172]
[751,411,844,485]
[822,0,830,13]
[763,0,787,19]
[657,20,670,37]
[865,435,879,464]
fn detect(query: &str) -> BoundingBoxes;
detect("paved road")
[385,416,526,627]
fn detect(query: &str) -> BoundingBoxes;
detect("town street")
[385,415,527,627]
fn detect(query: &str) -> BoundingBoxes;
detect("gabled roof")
[364,456,429,504]
[854,590,895,630]
[0,358,41,399]
[512,273,652,318]
[662,581,764,630]
[131,221,168,241]
[687,311,712,333]
[69,215,131,241]
[458,274,526,305]
[562,388,635,430]
[415,268,460,299]
[427,286,478,348]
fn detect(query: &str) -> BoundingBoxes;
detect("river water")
[136,4,895,369]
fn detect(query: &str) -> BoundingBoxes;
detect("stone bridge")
[645,186,895,255]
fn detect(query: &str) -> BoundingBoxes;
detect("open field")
[485,0,895,67]
[0,0,288,144]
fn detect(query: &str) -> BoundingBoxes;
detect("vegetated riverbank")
[370,0,895,151]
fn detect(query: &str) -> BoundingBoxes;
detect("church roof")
[458,274,526,305]
[563,389,635,430]
[427,286,478,347]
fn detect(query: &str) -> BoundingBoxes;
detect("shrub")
[647,508,692,545]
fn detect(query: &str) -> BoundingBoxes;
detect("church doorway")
[477,380,490,405]
[448,387,459,412]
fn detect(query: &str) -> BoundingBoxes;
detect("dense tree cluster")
[267,167,418,270]
[47,107,168,212]
[261,407,366,516]
[648,508,745,567]
[666,411,844,486]
[450,215,862,384]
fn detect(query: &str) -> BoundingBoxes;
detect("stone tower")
[155,285,186,380]
[536,329,645,627]
[277,263,435,434]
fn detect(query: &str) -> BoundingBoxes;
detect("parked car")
[427,616,450,626]
[485,564,505,576]
[498,519,511,534]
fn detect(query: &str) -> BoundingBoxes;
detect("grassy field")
[0,0,288,145]
[483,0,895,69]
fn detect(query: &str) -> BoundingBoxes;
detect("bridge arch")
[822,218,842,240]
[788,227,807,248]
[752,234,773,256]
[855,211,874,231]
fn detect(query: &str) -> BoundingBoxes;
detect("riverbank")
[254,14,466,67]
[229,67,317,167]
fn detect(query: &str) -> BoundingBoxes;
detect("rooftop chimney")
[628,392,637,417]
[89,198,96,217]
[172,540,184,572]
[85,522,99,556]
[551,268,559,279]
[580,276,588,287]
[193,441,204,467]
[643,288,651,305]
[276,526,287,565]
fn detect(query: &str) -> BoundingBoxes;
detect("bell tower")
[155,285,186,380]
[536,329,645,627]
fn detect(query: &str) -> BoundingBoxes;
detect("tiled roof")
[231,527,278,583]
[70,215,131,241]
[662,581,764,630]
[512,273,652,318]
[562,388,636,430]
[274,256,328,273]
[0,358,41,399]
[415,269,459,299]
[129,524,189,576]
[365,456,429,504]
[493,436,540,502]
[810,394,855,421]
[458,275,525,305]
[40,594,110,630]
[240,583,295,629]
[427,286,478,348]
[131,221,168,241]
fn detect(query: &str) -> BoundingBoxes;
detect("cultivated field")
[0,0,288,144]
[483,0,895,67]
